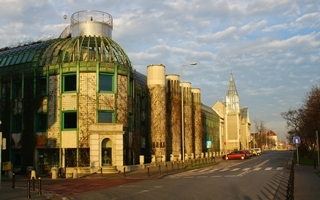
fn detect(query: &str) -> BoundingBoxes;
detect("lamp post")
[181,62,197,163]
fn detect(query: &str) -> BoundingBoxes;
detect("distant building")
[212,72,251,152]
[0,10,220,175]
[266,130,278,150]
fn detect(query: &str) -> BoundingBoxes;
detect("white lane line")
[265,167,272,171]
[242,168,251,171]
[225,175,237,177]
[254,159,270,168]
[276,167,283,170]
[211,175,222,177]
[219,168,230,172]
[231,168,240,171]
[197,176,208,178]
[253,167,261,171]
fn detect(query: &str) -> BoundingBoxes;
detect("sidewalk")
[294,165,320,200]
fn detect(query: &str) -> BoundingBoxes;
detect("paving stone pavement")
[294,165,320,200]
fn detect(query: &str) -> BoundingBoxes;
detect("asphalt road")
[68,151,292,200]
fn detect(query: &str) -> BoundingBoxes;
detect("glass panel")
[0,57,7,67]
[10,55,19,65]
[16,54,24,64]
[21,52,30,63]
[63,112,77,129]
[27,51,36,62]
[99,74,113,91]
[36,113,47,131]
[12,114,22,132]
[5,56,12,66]
[64,74,76,92]
[37,77,47,95]
[98,111,113,123]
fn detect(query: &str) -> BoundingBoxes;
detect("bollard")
[32,177,35,191]
[123,167,126,177]
[147,166,150,177]
[158,164,161,174]
[12,172,15,189]
[100,167,103,177]
[27,179,31,199]
[165,163,168,173]
[38,177,42,196]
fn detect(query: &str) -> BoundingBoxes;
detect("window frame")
[62,111,77,130]
[36,113,47,132]
[63,74,77,92]
[97,110,114,123]
[99,74,113,92]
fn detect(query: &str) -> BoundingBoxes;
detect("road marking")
[276,167,283,170]
[254,159,270,168]
[253,167,261,171]
[197,176,208,178]
[219,168,230,171]
[225,175,237,177]
[211,175,222,177]
[265,167,272,170]
[231,168,240,171]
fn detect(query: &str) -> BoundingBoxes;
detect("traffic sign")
[293,136,301,144]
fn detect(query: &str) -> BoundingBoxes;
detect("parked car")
[242,150,253,157]
[253,148,262,155]
[251,149,258,156]
[222,150,248,160]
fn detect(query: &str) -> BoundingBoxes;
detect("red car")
[222,150,248,160]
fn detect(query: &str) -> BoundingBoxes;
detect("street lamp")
[181,62,197,163]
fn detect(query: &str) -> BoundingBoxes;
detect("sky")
[0,0,319,141]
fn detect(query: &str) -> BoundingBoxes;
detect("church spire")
[225,72,240,114]
[226,72,238,96]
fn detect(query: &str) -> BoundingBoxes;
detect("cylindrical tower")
[147,64,167,161]
[71,10,113,38]
[182,82,193,159]
[192,88,203,158]
[166,74,181,160]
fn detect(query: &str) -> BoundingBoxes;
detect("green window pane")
[63,112,77,129]
[98,111,113,123]
[5,56,12,66]
[36,113,47,131]
[99,74,113,92]
[21,52,30,63]
[64,74,76,92]
[10,55,19,65]
[16,54,24,64]
[27,51,36,62]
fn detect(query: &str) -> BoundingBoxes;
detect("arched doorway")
[101,138,112,166]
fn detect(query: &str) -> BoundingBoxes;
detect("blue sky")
[1,0,319,141]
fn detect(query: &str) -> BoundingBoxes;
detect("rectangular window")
[63,112,77,129]
[12,114,22,132]
[36,113,47,131]
[98,111,113,123]
[13,82,22,99]
[63,74,76,92]
[15,54,24,64]
[37,77,47,95]
[99,74,113,92]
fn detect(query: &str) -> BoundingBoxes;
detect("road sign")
[293,136,301,144]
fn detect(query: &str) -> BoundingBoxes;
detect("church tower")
[225,72,241,150]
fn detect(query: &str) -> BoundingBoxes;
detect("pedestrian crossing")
[165,166,284,179]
